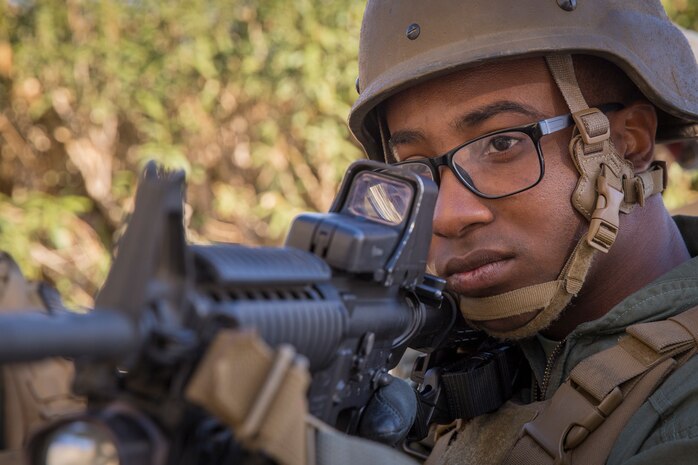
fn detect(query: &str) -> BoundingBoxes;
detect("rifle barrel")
[0,310,136,362]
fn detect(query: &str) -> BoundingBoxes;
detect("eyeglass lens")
[396,130,541,197]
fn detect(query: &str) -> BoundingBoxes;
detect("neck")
[542,198,691,340]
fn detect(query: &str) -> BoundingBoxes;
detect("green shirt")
[520,215,698,464]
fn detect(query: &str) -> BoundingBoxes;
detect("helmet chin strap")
[458,54,667,340]
[460,235,595,340]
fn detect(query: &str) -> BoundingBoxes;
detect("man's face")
[385,57,586,333]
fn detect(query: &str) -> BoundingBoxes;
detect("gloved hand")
[357,375,418,447]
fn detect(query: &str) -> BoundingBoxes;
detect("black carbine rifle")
[0,160,497,464]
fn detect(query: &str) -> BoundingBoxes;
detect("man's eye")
[459,131,532,164]
[488,135,519,152]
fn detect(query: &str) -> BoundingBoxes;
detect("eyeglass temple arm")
[539,114,574,136]
[539,102,624,136]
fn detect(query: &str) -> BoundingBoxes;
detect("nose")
[431,170,495,238]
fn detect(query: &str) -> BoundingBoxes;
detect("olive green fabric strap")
[502,305,698,465]
[459,281,562,321]
[545,55,589,114]
[572,307,698,401]
[460,236,593,322]
[459,236,595,340]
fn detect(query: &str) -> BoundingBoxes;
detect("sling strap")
[186,330,311,465]
[503,305,698,465]
[186,330,421,465]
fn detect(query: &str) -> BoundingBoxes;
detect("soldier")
[348,1,698,464]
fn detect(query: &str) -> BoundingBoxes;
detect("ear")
[609,102,657,172]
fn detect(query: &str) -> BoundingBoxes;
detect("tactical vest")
[427,305,698,465]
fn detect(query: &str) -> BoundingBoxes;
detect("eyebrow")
[454,100,544,131]
[388,100,545,152]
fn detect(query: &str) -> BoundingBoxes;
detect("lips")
[441,250,515,296]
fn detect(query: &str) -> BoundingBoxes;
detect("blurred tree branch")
[0,0,364,307]
[0,1,695,308]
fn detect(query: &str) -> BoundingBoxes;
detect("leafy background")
[0,0,696,308]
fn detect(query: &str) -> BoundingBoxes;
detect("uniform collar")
[521,215,698,396]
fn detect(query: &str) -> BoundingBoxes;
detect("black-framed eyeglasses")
[391,103,623,199]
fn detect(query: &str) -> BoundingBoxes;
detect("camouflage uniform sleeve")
[0,252,84,452]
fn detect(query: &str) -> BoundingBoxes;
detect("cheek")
[530,134,582,217]
[502,142,585,269]
[540,133,580,198]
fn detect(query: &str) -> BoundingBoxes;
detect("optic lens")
[392,162,434,182]
[42,421,119,465]
[344,171,413,226]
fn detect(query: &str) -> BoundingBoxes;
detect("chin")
[475,310,539,334]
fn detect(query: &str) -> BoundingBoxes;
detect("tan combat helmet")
[350,0,698,160]
[348,0,698,339]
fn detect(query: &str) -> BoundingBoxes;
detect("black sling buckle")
[409,343,524,441]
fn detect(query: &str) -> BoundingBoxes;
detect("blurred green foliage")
[0,1,696,308]
[661,0,698,211]
[0,0,364,307]
[663,0,698,30]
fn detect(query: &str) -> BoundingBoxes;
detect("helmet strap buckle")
[619,160,667,209]
[587,164,624,253]
[571,108,611,145]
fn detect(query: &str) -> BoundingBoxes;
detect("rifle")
[0,160,490,464]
